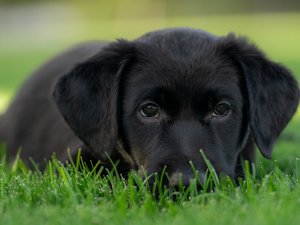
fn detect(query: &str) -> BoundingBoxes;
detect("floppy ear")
[218,34,299,158]
[53,40,135,160]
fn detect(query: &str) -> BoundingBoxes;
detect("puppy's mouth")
[168,171,206,188]
[135,162,236,192]
[136,165,211,190]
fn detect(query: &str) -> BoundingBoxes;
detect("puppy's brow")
[205,87,240,102]
[133,87,178,113]
[134,88,161,108]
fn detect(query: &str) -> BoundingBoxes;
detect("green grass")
[1,149,300,225]
[0,152,299,225]
[0,11,300,225]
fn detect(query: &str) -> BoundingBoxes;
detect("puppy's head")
[53,28,299,186]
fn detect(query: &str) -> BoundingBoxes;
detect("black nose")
[169,171,205,188]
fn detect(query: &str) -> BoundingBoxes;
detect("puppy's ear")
[218,34,299,158]
[53,40,135,160]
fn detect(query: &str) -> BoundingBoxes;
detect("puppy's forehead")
[127,34,240,93]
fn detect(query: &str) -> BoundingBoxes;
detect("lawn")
[0,11,300,225]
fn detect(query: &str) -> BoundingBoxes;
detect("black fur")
[0,28,299,186]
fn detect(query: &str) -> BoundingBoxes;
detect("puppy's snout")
[169,170,205,188]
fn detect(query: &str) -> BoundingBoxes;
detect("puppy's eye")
[213,102,231,116]
[140,103,159,118]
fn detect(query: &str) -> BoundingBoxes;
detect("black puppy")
[0,28,299,186]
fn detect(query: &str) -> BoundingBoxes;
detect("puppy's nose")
[169,171,205,188]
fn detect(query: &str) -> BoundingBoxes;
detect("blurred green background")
[0,0,299,167]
